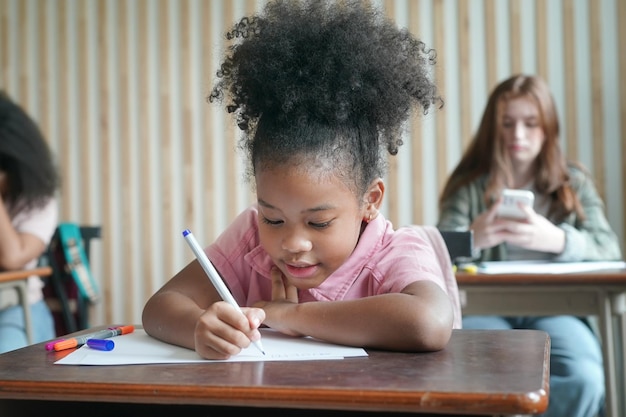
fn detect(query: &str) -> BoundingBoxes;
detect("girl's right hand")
[193,301,264,360]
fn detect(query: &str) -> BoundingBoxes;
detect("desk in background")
[456,268,626,417]
[0,266,52,344]
[0,327,549,417]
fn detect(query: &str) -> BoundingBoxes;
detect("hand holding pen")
[183,229,265,356]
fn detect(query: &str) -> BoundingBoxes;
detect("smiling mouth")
[284,263,319,279]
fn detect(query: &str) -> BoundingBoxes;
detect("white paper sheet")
[54,328,368,365]
[477,260,626,275]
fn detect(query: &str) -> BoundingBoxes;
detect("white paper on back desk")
[54,328,367,365]
[477,260,626,274]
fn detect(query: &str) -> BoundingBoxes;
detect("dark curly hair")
[209,0,442,195]
[0,91,59,213]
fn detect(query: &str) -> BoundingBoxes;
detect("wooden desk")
[457,268,626,417]
[0,327,549,417]
[0,266,52,344]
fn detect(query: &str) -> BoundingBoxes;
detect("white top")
[0,198,58,309]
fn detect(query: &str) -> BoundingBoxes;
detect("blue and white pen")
[182,229,265,355]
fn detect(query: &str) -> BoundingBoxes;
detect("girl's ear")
[362,178,384,222]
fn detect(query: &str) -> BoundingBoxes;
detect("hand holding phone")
[497,189,534,219]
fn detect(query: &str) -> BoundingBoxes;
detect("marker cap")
[116,325,135,335]
[53,338,78,351]
[87,339,115,351]
[45,339,65,351]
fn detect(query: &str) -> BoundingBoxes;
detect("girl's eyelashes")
[260,216,333,229]
[261,217,283,226]
[309,220,332,229]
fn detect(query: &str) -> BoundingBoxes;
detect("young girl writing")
[142,0,461,360]
[437,74,621,417]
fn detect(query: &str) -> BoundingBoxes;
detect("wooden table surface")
[0,327,549,417]
[456,268,626,285]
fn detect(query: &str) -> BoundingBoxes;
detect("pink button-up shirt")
[206,205,461,328]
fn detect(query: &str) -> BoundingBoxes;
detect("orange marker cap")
[117,325,135,335]
[53,338,78,351]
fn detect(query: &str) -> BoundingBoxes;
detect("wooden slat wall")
[535,0,548,80]
[0,0,624,327]
[409,0,423,223]
[562,1,578,160]
[621,0,626,234]
[589,0,604,199]
[432,0,447,193]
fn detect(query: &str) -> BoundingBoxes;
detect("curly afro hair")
[0,91,59,213]
[209,0,442,195]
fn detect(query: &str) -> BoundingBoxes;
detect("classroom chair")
[0,267,53,344]
[40,224,102,335]
[439,230,474,264]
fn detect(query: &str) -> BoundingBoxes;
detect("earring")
[367,213,373,223]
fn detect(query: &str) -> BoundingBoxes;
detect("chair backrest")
[41,224,102,335]
[439,230,474,263]
[77,226,101,263]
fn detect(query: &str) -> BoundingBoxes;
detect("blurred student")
[0,91,59,353]
[437,74,621,417]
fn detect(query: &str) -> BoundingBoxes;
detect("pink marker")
[45,339,65,351]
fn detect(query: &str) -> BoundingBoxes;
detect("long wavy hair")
[438,74,583,221]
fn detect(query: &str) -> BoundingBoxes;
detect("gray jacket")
[437,166,622,262]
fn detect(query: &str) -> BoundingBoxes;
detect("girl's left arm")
[259,279,454,352]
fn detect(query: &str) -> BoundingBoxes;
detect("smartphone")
[497,189,534,219]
